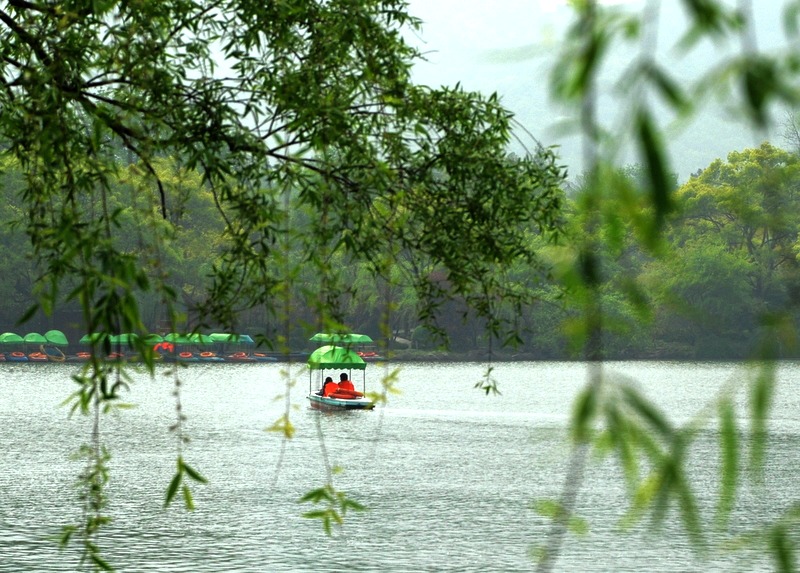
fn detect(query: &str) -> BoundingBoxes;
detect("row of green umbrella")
[1,330,366,348]
[0,330,69,346]
[0,330,256,347]
[77,332,255,346]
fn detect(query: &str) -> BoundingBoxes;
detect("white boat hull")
[307,393,375,411]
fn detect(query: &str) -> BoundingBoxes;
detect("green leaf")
[750,363,775,478]
[341,498,367,513]
[769,525,795,573]
[636,110,673,240]
[644,63,690,113]
[674,469,703,547]
[717,396,738,526]
[266,414,296,439]
[567,515,589,536]
[182,484,195,511]
[58,525,77,549]
[621,472,659,529]
[89,552,114,571]
[165,471,182,508]
[621,385,672,438]
[572,385,598,443]
[180,460,207,484]
[299,487,334,504]
[533,499,562,519]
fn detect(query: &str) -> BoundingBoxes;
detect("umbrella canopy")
[209,333,255,344]
[110,333,139,345]
[309,333,374,344]
[79,333,108,345]
[164,333,192,344]
[188,333,213,345]
[23,332,47,344]
[143,333,164,344]
[44,329,69,346]
[307,345,366,370]
[0,332,23,344]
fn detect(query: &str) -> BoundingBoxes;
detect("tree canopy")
[1,0,565,568]
[0,0,565,344]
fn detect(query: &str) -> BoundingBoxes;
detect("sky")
[404,0,787,181]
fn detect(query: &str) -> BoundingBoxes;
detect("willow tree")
[0,0,565,568]
[536,1,800,572]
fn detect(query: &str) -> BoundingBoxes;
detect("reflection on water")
[0,361,798,571]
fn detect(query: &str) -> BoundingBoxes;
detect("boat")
[251,352,278,362]
[6,351,27,362]
[176,351,199,362]
[225,351,255,362]
[198,351,224,362]
[40,344,66,362]
[357,350,382,361]
[306,345,375,411]
[28,351,48,362]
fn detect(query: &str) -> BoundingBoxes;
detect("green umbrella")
[110,333,139,345]
[23,332,47,344]
[309,333,374,344]
[209,333,255,344]
[188,333,213,345]
[307,345,367,370]
[44,329,69,346]
[164,333,192,344]
[143,333,164,344]
[0,332,23,344]
[79,333,108,345]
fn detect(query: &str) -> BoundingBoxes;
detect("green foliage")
[299,484,367,536]
[165,456,207,510]
[535,2,800,572]
[66,443,113,571]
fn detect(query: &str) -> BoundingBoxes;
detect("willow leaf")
[717,396,738,527]
[182,484,195,511]
[635,110,672,240]
[621,384,672,438]
[749,364,775,479]
[769,525,795,573]
[572,385,598,443]
[181,461,208,484]
[675,471,703,547]
[164,471,182,508]
[89,553,114,572]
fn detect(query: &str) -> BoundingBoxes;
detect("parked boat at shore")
[41,345,66,362]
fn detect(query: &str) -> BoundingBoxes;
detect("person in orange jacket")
[320,376,338,396]
[338,372,355,392]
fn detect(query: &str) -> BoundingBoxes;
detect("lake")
[1,361,798,572]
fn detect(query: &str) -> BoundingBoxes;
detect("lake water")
[1,361,799,572]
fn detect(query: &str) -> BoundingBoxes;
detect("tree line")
[3,141,798,359]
